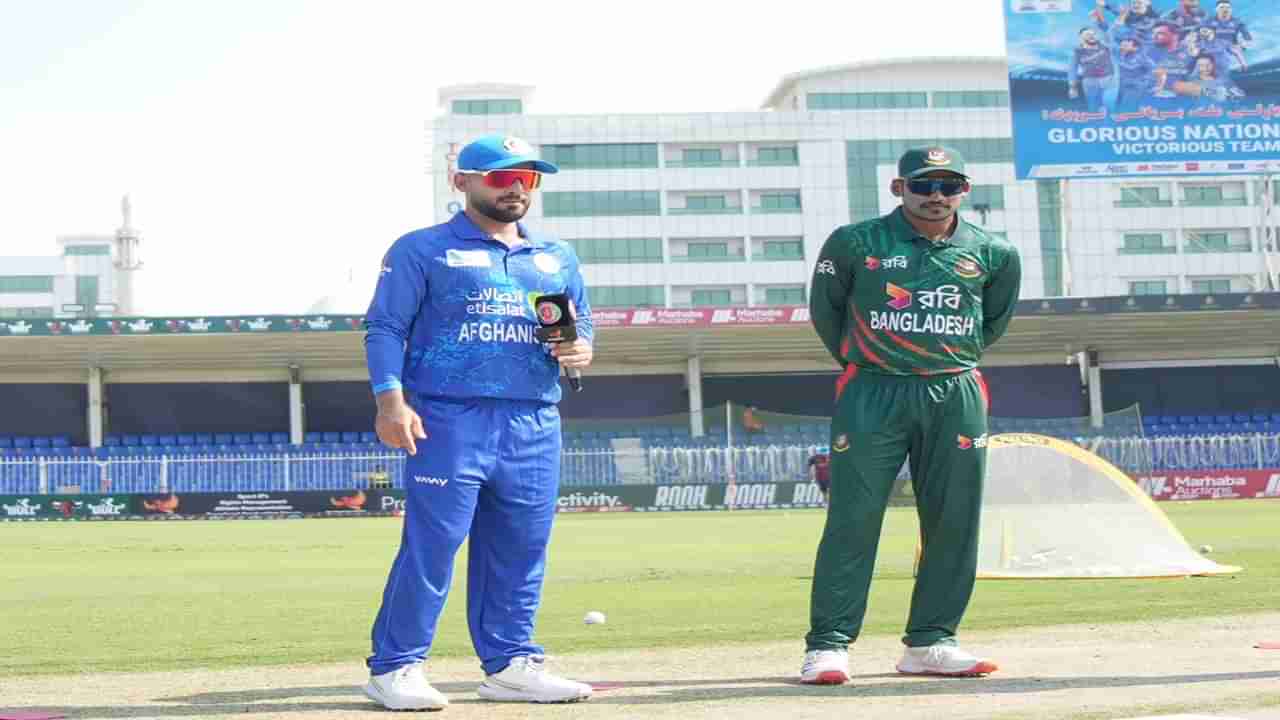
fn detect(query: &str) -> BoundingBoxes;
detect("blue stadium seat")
[360,431,377,444]
[140,434,158,446]
[341,431,360,444]
[1195,414,1214,425]
[193,444,216,454]
[176,434,196,447]
[157,434,177,447]
[214,444,235,453]
[270,432,289,445]
[51,435,71,448]
[194,433,213,445]
[0,437,15,449]
[1272,413,1280,424]
[1214,414,1233,425]
[94,447,110,459]
[212,433,232,445]
[1155,415,1176,425]
[1233,412,1251,423]
[304,432,323,443]
[1252,412,1270,423]
[322,431,341,443]
[233,433,253,445]
[1146,424,1165,435]
[49,447,73,457]
[103,435,121,447]
[1176,415,1195,425]
[31,436,51,449]
[1206,423,1226,434]
[122,434,140,446]
[251,432,270,444]
[12,437,32,449]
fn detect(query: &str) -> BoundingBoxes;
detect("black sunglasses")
[906,178,969,197]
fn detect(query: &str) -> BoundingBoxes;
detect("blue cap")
[457,134,558,174]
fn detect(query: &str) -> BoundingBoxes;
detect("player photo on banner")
[1004,0,1280,178]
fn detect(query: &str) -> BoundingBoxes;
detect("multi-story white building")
[431,58,1276,306]
[1,196,140,319]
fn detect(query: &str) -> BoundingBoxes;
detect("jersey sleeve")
[563,244,594,345]
[364,235,428,394]
[981,241,1022,349]
[809,226,857,367]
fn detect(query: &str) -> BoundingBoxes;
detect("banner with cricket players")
[1004,0,1280,179]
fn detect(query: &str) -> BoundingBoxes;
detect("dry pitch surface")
[5,614,1279,720]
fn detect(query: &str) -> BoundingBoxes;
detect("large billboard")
[1005,0,1280,179]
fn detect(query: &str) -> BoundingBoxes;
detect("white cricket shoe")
[800,648,850,685]
[896,644,998,677]
[363,662,448,711]
[477,655,593,703]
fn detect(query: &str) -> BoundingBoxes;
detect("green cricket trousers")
[806,367,990,650]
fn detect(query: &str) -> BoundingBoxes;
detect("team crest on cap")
[925,148,950,165]
[832,434,850,453]
[502,136,533,155]
[955,259,982,279]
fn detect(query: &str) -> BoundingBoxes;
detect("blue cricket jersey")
[1204,16,1251,46]
[364,212,594,405]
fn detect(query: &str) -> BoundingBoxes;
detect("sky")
[0,0,1008,316]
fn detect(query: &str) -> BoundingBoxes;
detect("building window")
[752,146,799,166]
[542,191,660,217]
[965,185,1005,211]
[676,148,730,168]
[591,285,665,308]
[1184,230,1251,253]
[691,289,733,306]
[451,99,522,115]
[0,307,53,318]
[1182,183,1248,207]
[540,143,658,169]
[933,90,1010,108]
[761,240,804,260]
[567,238,662,264]
[683,242,731,261]
[808,92,928,110]
[1115,186,1172,207]
[671,194,739,214]
[756,192,802,213]
[1129,280,1168,296]
[1190,278,1232,294]
[764,287,806,305]
[76,275,99,309]
[0,276,54,293]
[63,245,111,257]
[1120,233,1174,254]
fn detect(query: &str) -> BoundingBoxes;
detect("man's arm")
[364,236,427,395]
[809,226,856,366]
[981,242,1022,349]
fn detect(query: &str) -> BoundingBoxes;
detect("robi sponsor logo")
[957,433,988,450]
[885,283,913,310]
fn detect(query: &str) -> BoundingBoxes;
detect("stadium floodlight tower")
[114,194,142,316]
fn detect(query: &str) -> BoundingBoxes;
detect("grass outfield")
[1,500,1276,677]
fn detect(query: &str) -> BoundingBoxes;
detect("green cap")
[897,145,968,179]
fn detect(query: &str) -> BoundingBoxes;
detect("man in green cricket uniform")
[799,146,1021,685]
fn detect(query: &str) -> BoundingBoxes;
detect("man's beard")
[471,193,528,223]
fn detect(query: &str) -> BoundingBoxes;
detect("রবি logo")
[925,148,950,165]
[865,256,881,270]
[885,282,912,310]
[832,434,850,453]
[957,433,988,450]
[955,259,981,279]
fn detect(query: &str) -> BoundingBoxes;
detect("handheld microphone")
[534,292,583,392]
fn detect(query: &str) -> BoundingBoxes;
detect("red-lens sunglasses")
[462,169,543,190]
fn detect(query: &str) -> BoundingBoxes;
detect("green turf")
[1,500,1276,676]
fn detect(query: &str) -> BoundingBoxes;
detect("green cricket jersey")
[810,207,1021,376]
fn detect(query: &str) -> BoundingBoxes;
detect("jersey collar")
[889,206,975,247]
[448,211,547,250]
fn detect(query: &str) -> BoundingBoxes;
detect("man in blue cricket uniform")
[1100,0,1161,46]
[1204,0,1251,49]
[1146,21,1196,109]
[1069,26,1116,111]
[1163,0,1206,35]
[361,134,595,710]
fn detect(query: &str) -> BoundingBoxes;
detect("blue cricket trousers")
[366,395,561,676]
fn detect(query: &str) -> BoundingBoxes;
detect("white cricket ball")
[1200,544,1213,554]
[583,610,606,625]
